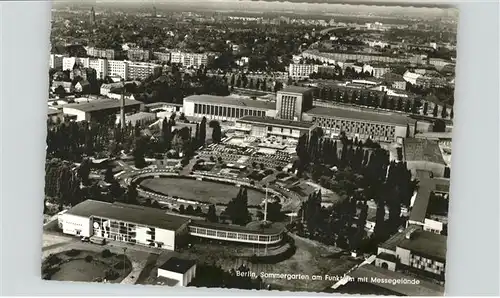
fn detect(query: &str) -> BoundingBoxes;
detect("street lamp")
[122,247,127,277]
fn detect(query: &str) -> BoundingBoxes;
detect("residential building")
[49,54,65,69]
[288,63,319,79]
[86,46,115,60]
[383,73,407,90]
[62,57,90,70]
[74,80,91,93]
[107,60,128,80]
[234,116,317,143]
[89,58,108,79]
[428,58,453,69]
[153,51,171,63]
[183,94,276,121]
[275,86,314,121]
[403,71,422,85]
[100,82,124,96]
[302,106,416,143]
[51,81,74,93]
[302,50,406,64]
[170,51,216,68]
[127,48,151,61]
[128,62,162,80]
[62,98,143,122]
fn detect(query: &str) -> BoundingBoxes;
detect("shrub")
[114,260,130,270]
[84,255,94,263]
[65,249,81,257]
[45,254,62,266]
[101,249,113,258]
[104,269,120,281]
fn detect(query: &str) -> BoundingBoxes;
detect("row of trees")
[227,73,284,93]
[293,132,415,252]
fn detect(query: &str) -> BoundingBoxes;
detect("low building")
[183,94,276,121]
[403,138,448,177]
[51,81,74,93]
[116,112,156,126]
[375,226,447,282]
[100,82,124,96]
[157,257,197,287]
[303,106,416,143]
[59,200,191,251]
[383,73,407,90]
[403,71,422,85]
[62,98,143,122]
[234,116,317,143]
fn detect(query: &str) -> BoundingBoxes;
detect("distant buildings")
[403,71,422,85]
[128,62,162,80]
[170,51,216,68]
[127,48,151,62]
[89,7,96,25]
[86,46,115,60]
[107,60,128,80]
[88,58,108,79]
[288,63,320,79]
[153,51,171,63]
[49,54,65,69]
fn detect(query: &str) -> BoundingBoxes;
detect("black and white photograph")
[42,0,457,295]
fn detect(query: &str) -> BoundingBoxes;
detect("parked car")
[81,236,90,242]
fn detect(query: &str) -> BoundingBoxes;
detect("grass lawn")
[140,177,266,206]
[43,250,132,283]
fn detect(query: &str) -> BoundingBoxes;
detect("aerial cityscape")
[42,0,456,295]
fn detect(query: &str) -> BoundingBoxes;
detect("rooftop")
[191,220,284,235]
[306,106,416,126]
[280,86,315,94]
[48,108,61,116]
[414,132,453,141]
[379,225,422,252]
[348,264,444,296]
[184,94,276,110]
[377,252,397,262]
[159,257,196,274]
[63,98,142,113]
[398,229,447,261]
[65,200,190,231]
[404,138,446,165]
[410,175,450,223]
[237,116,315,129]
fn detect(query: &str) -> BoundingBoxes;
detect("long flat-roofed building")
[303,106,416,143]
[59,200,191,251]
[183,94,276,121]
[235,116,317,143]
[62,98,143,122]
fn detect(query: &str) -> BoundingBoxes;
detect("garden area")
[42,249,132,283]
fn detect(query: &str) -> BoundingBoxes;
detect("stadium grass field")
[139,177,266,206]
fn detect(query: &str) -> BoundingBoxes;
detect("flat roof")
[184,94,276,110]
[379,225,422,251]
[306,106,416,126]
[65,200,190,231]
[414,132,453,140]
[63,99,142,113]
[348,264,444,296]
[237,116,315,129]
[159,257,196,274]
[191,220,283,235]
[410,176,450,223]
[398,230,447,261]
[279,86,314,94]
[404,138,446,165]
[48,108,61,116]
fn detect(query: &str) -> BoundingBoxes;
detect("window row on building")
[193,103,266,119]
[311,116,397,141]
[188,225,282,244]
